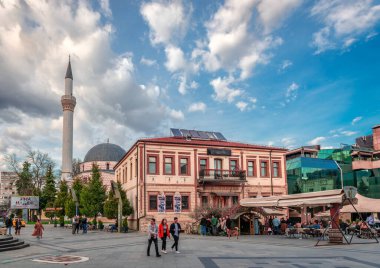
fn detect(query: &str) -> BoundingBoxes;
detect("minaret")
[61,57,76,181]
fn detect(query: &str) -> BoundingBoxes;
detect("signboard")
[343,186,357,199]
[11,196,39,209]
[207,148,231,156]
[174,193,181,213]
[157,193,166,213]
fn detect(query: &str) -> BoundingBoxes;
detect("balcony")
[352,159,380,170]
[198,169,247,183]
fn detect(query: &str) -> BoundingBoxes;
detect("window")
[130,162,133,180]
[232,196,239,205]
[202,196,208,208]
[214,159,222,176]
[106,163,110,170]
[122,169,125,183]
[247,160,255,177]
[260,161,268,177]
[199,159,207,172]
[273,161,280,177]
[166,195,173,210]
[148,156,158,174]
[179,157,190,175]
[230,160,238,171]
[149,195,157,210]
[182,196,189,210]
[135,159,138,178]
[164,157,174,175]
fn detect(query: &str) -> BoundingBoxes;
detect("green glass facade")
[287,157,341,194]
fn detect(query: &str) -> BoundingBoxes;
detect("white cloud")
[286,82,299,102]
[140,0,189,46]
[190,81,198,89]
[236,101,248,112]
[99,0,112,18]
[257,0,303,33]
[249,97,257,104]
[164,45,186,72]
[308,136,326,145]
[280,59,293,70]
[351,116,362,125]
[210,76,243,103]
[341,130,357,137]
[140,57,157,66]
[188,102,206,113]
[281,137,296,148]
[195,0,285,80]
[311,0,380,53]
[169,109,185,120]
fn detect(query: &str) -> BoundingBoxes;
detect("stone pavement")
[0,225,379,268]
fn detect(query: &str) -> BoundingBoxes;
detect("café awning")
[240,189,347,208]
[340,193,380,213]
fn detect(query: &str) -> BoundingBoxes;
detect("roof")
[138,137,287,151]
[65,59,73,79]
[340,194,380,213]
[84,143,126,162]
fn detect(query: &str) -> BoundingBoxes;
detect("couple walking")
[147,217,181,257]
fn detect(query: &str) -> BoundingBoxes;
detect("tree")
[27,150,55,190]
[15,162,34,196]
[72,158,82,177]
[80,164,106,218]
[41,165,56,218]
[65,197,76,218]
[54,180,69,217]
[103,181,133,219]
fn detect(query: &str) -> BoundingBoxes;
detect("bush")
[98,220,104,230]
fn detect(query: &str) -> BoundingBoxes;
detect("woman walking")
[158,218,170,254]
[32,219,44,239]
[15,218,22,235]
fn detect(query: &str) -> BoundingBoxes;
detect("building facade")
[77,143,126,191]
[114,129,288,231]
[0,172,18,209]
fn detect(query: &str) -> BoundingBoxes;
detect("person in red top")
[158,218,170,254]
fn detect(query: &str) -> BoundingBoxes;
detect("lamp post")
[334,160,344,189]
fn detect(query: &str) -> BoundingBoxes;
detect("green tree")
[80,164,106,218]
[72,178,84,202]
[104,181,133,219]
[16,162,34,195]
[41,165,56,209]
[65,197,76,218]
[54,180,69,217]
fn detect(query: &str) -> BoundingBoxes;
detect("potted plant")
[98,220,104,230]
[122,218,129,233]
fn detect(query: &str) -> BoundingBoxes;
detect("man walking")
[272,216,281,235]
[147,218,161,257]
[200,215,207,236]
[82,215,88,234]
[170,217,181,253]
[5,216,12,236]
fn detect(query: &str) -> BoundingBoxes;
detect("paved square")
[1,225,379,268]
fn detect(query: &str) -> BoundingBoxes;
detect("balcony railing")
[198,169,246,182]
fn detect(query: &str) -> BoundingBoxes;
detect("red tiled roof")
[139,136,287,151]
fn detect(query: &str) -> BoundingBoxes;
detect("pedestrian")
[32,219,44,239]
[226,215,232,239]
[200,215,207,236]
[82,215,88,234]
[272,217,280,235]
[147,218,161,257]
[211,215,218,235]
[170,217,181,253]
[15,218,22,235]
[158,218,170,254]
[5,216,12,236]
[72,216,77,234]
[75,216,80,234]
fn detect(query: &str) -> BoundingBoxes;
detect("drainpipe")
[143,143,146,217]
[136,145,139,231]
[270,150,273,195]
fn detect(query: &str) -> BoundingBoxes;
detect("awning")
[261,208,286,216]
[340,193,380,213]
[240,189,348,208]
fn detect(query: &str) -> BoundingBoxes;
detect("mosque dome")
[83,143,126,162]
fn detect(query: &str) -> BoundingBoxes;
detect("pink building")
[114,129,288,231]
[77,143,126,191]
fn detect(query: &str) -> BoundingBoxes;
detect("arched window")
[106,163,110,170]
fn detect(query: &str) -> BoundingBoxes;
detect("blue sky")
[0,0,379,168]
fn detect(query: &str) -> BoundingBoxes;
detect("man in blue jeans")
[272,217,280,235]
[200,216,207,235]
[170,217,181,253]
[5,217,12,236]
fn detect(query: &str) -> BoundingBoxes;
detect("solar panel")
[190,130,201,138]
[170,128,182,137]
[198,131,209,139]
[206,132,216,139]
[180,129,191,137]
[214,132,227,141]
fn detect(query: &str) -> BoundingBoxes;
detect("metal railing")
[199,169,246,181]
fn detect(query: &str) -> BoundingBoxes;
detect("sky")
[0,0,380,170]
